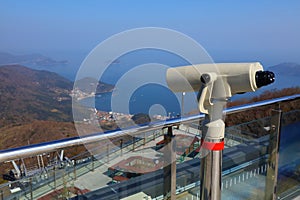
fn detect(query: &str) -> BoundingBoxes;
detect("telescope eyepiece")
[201,74,211,84]
[255,71,275,88]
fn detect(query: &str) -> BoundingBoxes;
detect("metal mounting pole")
[163,126,176,200]
[200,100,226,200]
[196,74,227,200]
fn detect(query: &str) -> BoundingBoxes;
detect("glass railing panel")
[0,97,299,200]
[158,102,298,200]
[221,110,300,200]
[33,128,165,199]
[277,110,300,198]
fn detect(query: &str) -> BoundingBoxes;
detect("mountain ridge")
[0,64,73,126]
[268,62,300,76]
[0,64,115,127]
[0,52,67,67]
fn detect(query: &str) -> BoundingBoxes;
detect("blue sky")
[1,0,300,66]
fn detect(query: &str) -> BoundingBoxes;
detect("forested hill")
[0,65,73,126]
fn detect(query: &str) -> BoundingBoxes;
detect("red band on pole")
[201,139,224,151]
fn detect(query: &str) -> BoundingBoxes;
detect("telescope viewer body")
[166,62,275,98]
[166,62,275,200]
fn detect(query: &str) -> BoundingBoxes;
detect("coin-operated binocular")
[166,62,275,114]
[166,62,274,200]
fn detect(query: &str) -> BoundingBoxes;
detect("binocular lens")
[255,71,275,88]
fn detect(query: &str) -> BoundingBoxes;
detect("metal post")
[200,99,226,200]
[62,170,68,199]
[163,126,176,200]
[73,162,77,180]
[120,139,123,156]
[91,156,95,172]
[133,137,135,151]
[200,147,222,199]
[265,109,282,200]
[30,177,33,200]
[40,155,45,169]
[106,144,110,163]
[53,165,56,189]
[37,155,41,170]
[0,190,3,200]
[21,158,27,177]
[181,92,185,116]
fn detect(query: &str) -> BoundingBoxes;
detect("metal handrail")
[0,94,299,163]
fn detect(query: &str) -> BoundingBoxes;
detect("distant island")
[0,52,68,67]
